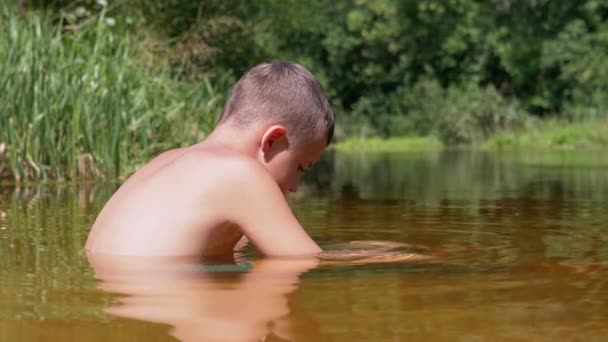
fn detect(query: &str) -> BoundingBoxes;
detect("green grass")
[484,119,608,150]
[332,136,443,153]
[0,4,225,183]
[334,118,608,154]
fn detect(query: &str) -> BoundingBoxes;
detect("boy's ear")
[261,125,287,153]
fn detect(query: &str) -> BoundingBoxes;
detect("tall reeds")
[0,4,224,183]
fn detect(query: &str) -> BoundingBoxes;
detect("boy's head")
[218,61,335,193]
[218,61,334,147]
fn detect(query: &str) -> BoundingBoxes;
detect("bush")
[347,79,525,145]
[434,82,525,144]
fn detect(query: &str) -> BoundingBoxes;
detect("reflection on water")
[1,150,608,341]
[87,253,320,342]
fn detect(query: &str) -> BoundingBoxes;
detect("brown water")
[1,150,608,341]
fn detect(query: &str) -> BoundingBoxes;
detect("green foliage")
[347,79,525,144]
[257,0,608,140]
[21,0,608,118]
[0,4,224,182]
[3,0,608,181]
[22,0,608,120]
[434,82,525,144]
[541,4,608,120]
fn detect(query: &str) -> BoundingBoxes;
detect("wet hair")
[218,61,335,146]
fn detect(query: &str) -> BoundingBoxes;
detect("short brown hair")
[218,61,335,146]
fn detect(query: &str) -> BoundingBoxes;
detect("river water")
[1,150,607,341]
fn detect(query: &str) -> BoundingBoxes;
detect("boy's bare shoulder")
[115,146,270,200]
[176,146,275,187]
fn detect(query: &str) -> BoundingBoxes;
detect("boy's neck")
[195,123,261,157]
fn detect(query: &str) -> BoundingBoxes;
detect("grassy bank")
[334,119,608,153]
[332,137,443,153]
[484,119,608,150]
[0,5,224,183]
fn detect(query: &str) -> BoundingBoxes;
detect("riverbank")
[483,119,608,150]
[333,119,608,153]
[2,119,607,183]
[332,137,443,153]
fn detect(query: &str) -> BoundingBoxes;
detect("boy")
[85,61,334,258]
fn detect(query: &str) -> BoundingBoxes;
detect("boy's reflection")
[87,252,320,342]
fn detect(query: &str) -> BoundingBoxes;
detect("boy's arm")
[217,160,322,257]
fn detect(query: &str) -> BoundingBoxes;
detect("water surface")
[1,150,607,341]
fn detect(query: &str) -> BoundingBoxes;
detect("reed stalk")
[0,4,224,183]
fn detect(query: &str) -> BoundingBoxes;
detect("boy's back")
[86,145,242,257]
[86,61,334,258]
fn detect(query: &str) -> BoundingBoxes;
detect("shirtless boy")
[85,61,334,258]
